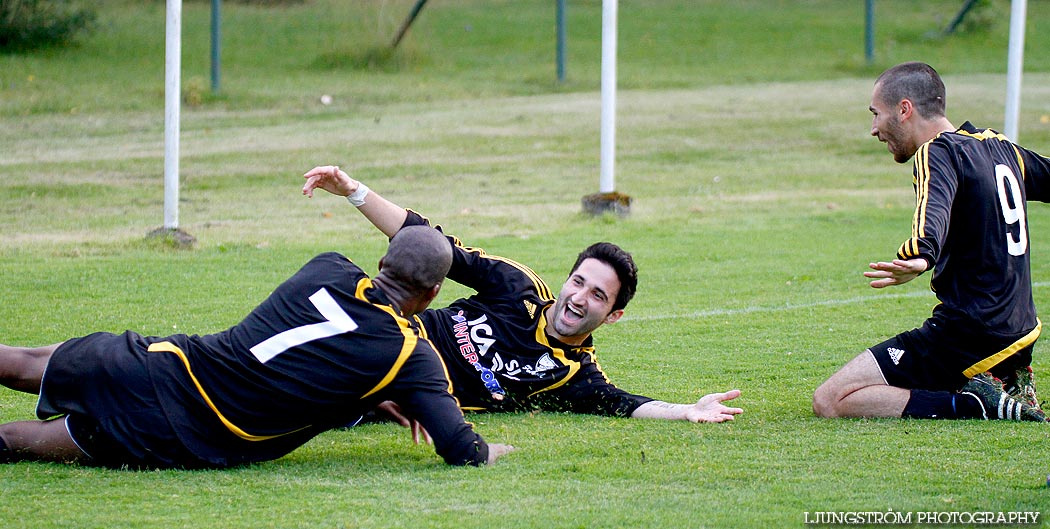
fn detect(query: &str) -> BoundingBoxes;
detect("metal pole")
[392,0,428,49]
[556,0,566,83]
[599,0,617,194]
[943,0,980,35]
[164,0,181,230]
[211,0,221,92]
[1004,0,1027,141]
[864,0,874,65]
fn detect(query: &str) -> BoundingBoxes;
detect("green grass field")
[2,1,1050,527]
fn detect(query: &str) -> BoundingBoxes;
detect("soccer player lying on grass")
[0,227,515,468]
[813,62,1050,422]
[302,165,743,439]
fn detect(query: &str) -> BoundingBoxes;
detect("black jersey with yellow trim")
[897,122,1050,336]
[402,210,653,416]
[143,252,487,466]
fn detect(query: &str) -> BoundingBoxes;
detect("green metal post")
[865,0,874,65]
[211,0,221,92]
[557,0,567,83]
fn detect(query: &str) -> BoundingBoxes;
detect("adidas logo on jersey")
[887,347,905,365]
[523,300,537,319]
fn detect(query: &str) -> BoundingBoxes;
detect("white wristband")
[346,183,370,207]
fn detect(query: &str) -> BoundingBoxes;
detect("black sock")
[902,389,961,419]
[952,391,989,419]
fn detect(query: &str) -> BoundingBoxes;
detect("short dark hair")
[570,242,637,312]
[383,225,452,296]
[875,62,946,119]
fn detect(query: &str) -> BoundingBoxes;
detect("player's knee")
[811,381,841,418]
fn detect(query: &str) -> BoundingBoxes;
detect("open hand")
[302,165,358,198]
[375,400,432,445]
[685,389,743,423]
[864,258,928,288]
[486,443,517,465]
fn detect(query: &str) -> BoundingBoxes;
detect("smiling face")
[545,258,624,345]
[869,83,919,164]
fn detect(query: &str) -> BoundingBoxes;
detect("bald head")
[378,225,453,298]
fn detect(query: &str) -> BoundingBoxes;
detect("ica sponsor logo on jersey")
[450,311,506,396]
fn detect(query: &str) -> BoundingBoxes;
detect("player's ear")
[402,282,441,315]
[421,282,441,303]
[899,98,914,120]
[604,309,624,325]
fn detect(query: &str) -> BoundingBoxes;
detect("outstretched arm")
[863,258,928,289]
[302,165,408,238]
[630,390,743,423]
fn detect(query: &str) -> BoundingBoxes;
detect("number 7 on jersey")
[250,288,359,363]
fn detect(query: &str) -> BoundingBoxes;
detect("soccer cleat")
[1002,366,1040,410]
[958,374,1047,422]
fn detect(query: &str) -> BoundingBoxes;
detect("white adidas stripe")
[998,394,1025,421]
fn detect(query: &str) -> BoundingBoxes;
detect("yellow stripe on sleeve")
[914,142,932,239]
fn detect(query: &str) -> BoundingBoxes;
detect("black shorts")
[39,331,209,469]
[870,319,1038,391]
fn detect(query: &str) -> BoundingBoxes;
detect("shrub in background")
[0,0,95,52]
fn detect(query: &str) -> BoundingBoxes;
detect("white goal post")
[1003,0,1026,142]
[164,0,181,230]
[599,0,617,194]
